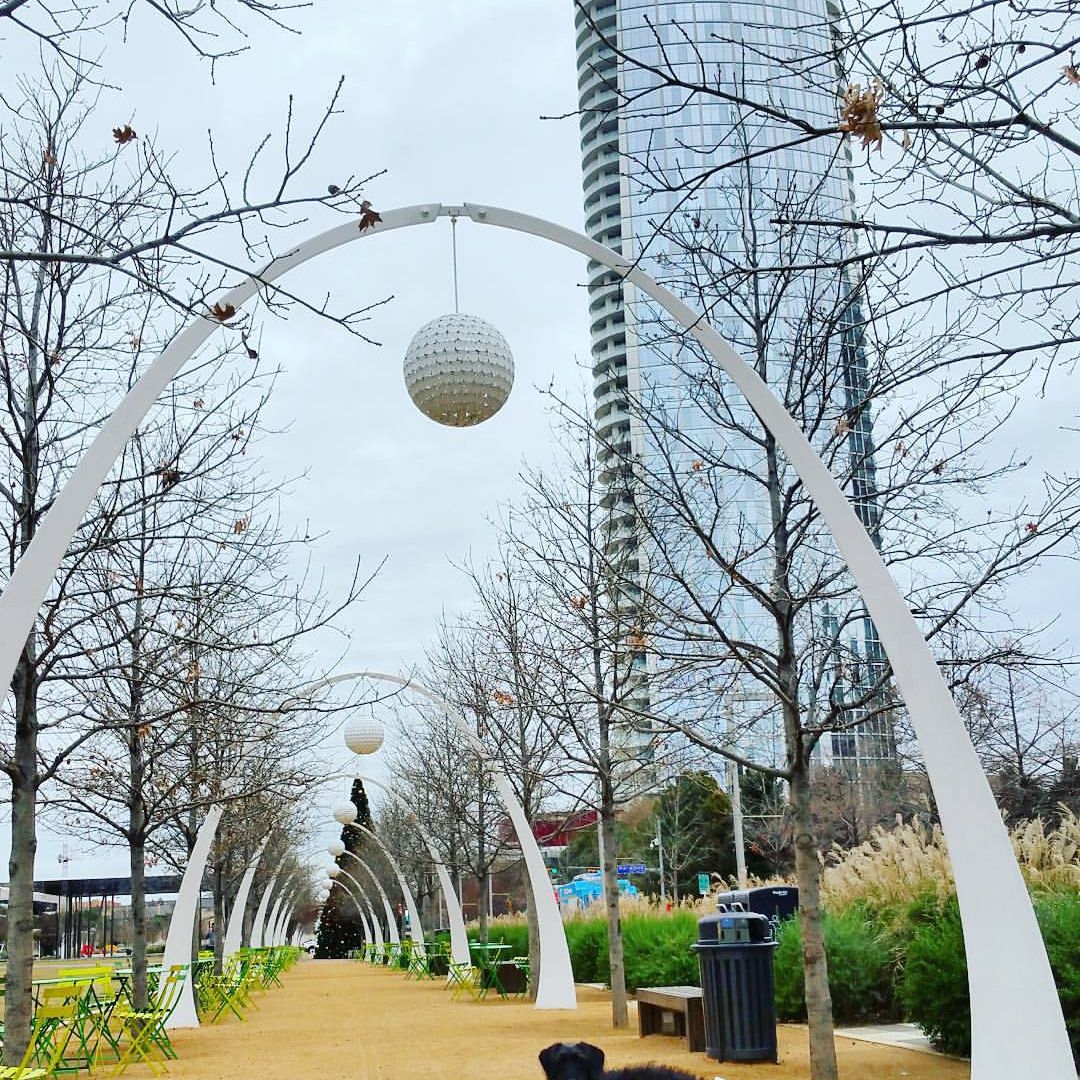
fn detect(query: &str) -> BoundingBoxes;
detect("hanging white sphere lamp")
[403,313,514,427]
[344,716,385,756]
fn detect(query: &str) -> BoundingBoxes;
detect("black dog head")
[538,1042,606,1080]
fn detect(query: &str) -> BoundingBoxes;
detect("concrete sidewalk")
[834,1023,945,1056]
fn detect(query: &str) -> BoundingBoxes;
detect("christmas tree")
[314,779,374,958]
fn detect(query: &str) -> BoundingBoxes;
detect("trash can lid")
[698,909,774,943]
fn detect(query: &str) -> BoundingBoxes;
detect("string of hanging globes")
[402,213,515,427]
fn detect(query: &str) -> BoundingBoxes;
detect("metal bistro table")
[468,943,513,998]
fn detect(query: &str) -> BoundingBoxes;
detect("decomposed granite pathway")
[158,959,971,1080]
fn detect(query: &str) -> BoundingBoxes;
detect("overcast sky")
[4,0,1076,891]
[7,0,599,884]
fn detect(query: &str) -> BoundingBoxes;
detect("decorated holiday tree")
[315,779,374,958]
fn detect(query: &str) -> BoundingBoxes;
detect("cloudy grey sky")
[5,0,1076,887]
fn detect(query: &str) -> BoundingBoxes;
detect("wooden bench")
[635,986,706,1053]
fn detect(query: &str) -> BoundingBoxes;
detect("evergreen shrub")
[899,892,1080,1064]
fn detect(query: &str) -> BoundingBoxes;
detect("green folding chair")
[446,963,485,1002]
[19,982,90,1075]
[110,965,186,1075]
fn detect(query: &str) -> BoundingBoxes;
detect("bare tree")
[434,550,571,990]
[485,420,689,1028]
[547,100,1080,1072]
[573,0,1080,378]
[0,69,377,1055]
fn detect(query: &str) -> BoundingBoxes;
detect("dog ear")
[578,1042,605,1080]
[538,1043,564,1078]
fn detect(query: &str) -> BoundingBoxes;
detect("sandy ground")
[152,958,971,1080]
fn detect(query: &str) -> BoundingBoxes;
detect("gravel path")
[156,958,971,1080]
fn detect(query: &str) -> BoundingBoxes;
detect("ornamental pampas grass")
[823,809,1079,922]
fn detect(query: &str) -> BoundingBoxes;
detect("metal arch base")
[337,869,382,949]
[162,805,223,1029]
[0,200,1065,1070]
[340,850,400,946]
[250,860,285,949]
[356,773,471,967]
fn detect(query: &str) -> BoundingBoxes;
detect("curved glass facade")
[574,0,894,771]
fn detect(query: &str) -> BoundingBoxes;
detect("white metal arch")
[345,822,425,952]
[339,851,399,946]
[0,203,1066,1073]
[334,871,380,952]
[356,772,471,967]
[300,668,574,1008]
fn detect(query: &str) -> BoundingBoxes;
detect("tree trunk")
[4,655,38,1065]
[212,850,226,974]
[791,762,838,1080]
[129,825,149,1010]
[522,860,540,1000]
[478,870,489,944]
[128,647,149,1010]
[600,780,628,1026]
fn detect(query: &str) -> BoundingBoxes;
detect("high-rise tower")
[574,0,895,772]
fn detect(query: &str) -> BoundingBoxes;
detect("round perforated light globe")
[333,801,358,825]
[403,313,514,427]
[327,840,345,857]
[327,866,341,878]
[344,716,384,756]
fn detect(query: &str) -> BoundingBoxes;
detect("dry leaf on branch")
[1065,66,1080,85]
[113,124,137,145]
[157,466,182,490]
[358,200,383,232]
[209,302,236,322]
[839,80,885,150]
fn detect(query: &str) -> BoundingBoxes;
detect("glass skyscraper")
[574,0,895,771]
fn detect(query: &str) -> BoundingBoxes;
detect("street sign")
[618,863,647,875]
[697,873,710,895]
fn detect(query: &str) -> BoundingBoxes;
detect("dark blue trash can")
[693,907,779,1063]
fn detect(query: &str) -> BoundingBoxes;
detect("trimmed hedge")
[773,908,898,1024]
[470,923,529,956]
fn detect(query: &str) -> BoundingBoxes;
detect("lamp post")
[650,820,665,903]
[0,201,1064,1071]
